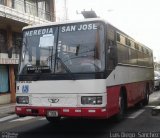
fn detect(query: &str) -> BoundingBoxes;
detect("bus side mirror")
[107,45,116,68]
[108,46,115,59]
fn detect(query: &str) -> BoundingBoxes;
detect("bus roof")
[22,18,152,52]
[22,18,106,30]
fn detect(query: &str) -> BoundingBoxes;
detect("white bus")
[16,19,154,122]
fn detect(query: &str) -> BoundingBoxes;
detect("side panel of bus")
[105,23,154,118]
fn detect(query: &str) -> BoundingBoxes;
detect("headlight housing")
[81,96,102,105]
[16,96,29,104]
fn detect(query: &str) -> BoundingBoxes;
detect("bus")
[15,18,154,122]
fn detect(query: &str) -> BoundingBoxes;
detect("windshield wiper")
[62,49,95,62]
[56,57,75,80]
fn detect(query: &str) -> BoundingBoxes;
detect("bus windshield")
[19,22,105,76]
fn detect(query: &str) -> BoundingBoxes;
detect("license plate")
[47,111,58,117]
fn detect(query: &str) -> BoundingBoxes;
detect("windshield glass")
[19,22,105,75]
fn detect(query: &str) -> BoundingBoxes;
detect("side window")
[116,33,120,42]
[137,51,144,66]
[125,38,131,46]
[149,52,153,67]
[128,48,138,65]
[117,43,129,64]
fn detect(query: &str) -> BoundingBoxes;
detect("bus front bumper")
[15,106,108,119]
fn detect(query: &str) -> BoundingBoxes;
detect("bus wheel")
[115,92,125,121]
[143,87,149,106]
[46,117,61,123]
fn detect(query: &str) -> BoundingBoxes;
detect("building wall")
[0,0,55,104]
[0,24,23,104]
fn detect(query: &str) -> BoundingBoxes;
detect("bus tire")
[46,117,61,123]
[115,91,126,121]
[143,86,149,106]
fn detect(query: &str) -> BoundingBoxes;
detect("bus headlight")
[16,96,29,104]
[81,96,102,105]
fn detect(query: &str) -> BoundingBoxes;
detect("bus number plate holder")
[47,111,58,117]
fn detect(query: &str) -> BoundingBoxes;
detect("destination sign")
[25,28,53,37]
[27,66,51,73]
[61,23,97,32]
